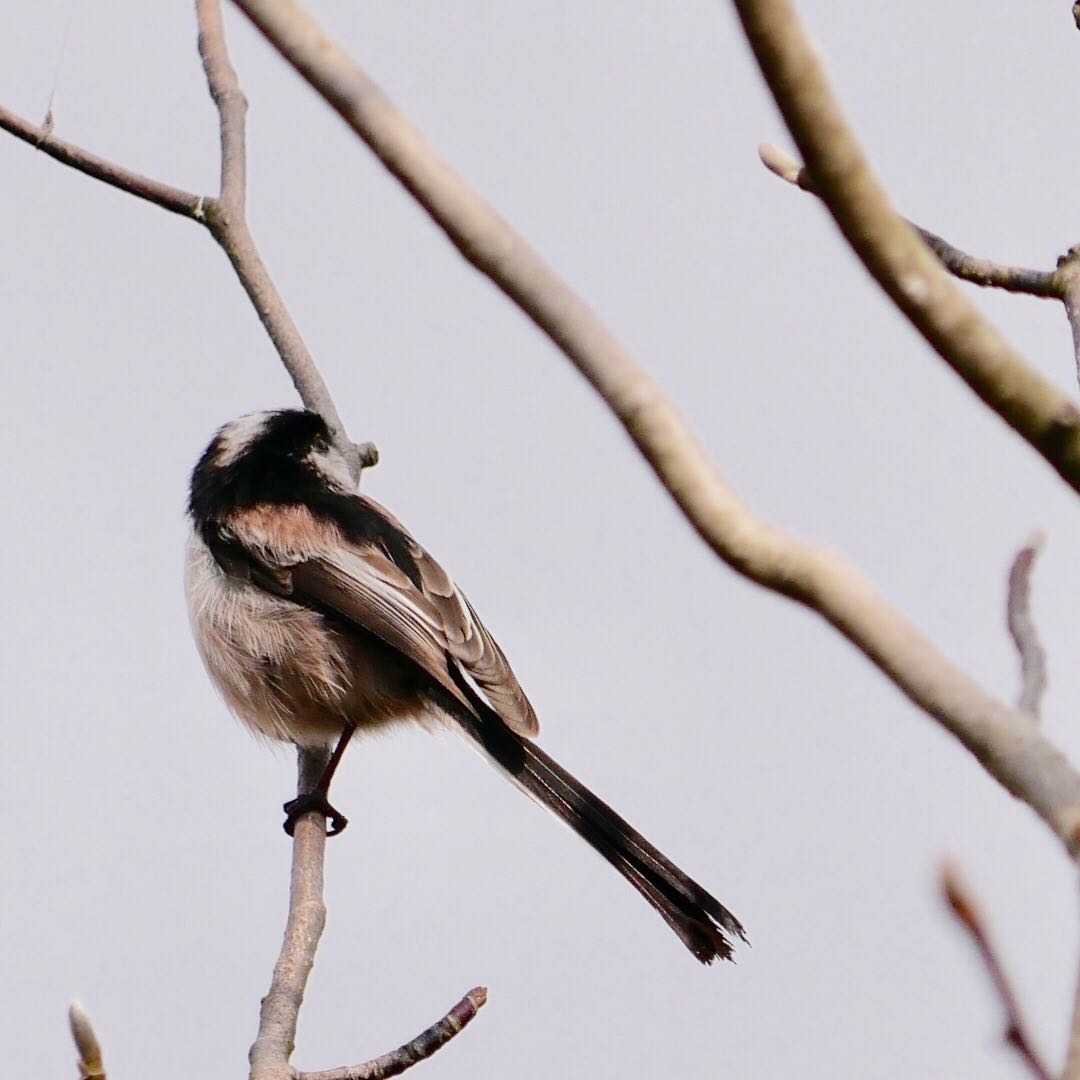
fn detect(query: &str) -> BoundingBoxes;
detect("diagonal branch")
[732,0,1080,493]
[759,143,1062,299]
[0,104,202,218]
[941,865,1053,1080]
[294,987,488,1080]
[1006,532,1047,719]
[225,0,1080,855]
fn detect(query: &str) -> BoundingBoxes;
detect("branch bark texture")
[250,748,330,1080]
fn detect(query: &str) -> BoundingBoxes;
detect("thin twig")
[68,1001,107,1080]
[759,143,1062,299]
[1006,532,1047,718]
[0,104,202,217]
[225,0,1080,854]
[196,0,248,212]
[734,0,1080,492]
[941,865,1053,1080]
[295,988,488,1080]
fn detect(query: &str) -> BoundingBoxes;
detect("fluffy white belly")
[185,532,358,745]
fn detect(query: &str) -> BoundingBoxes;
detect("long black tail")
[452,702,746,964]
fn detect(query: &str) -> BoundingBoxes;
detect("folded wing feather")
[226,502,539,737]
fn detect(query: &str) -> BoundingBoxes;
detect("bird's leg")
[283,722,357,837]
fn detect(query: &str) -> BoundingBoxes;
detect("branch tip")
[757,141,811,189]
[939,862,980,932]
[68,1001,106,1080]
[1007,531,1048,718]
[941,863,1052,1080]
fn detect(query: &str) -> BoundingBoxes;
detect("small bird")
[186,408,745,963]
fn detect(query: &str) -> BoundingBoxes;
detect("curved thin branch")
[295,988,488,1080]
[0,104,202,218]
[942,865,1053,1080]
[1007,532,1047,718]
[759,143,1062,299]
[735,2,1080,492]
[68,1001,107,1080]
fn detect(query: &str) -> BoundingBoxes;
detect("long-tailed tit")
[186,409,745,963]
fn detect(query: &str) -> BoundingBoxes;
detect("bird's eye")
[313,435,330,454]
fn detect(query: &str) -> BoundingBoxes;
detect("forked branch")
[0,17,373,477]
[758,143,1062,299]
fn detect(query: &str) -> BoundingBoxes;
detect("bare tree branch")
[68,1001,106,1080]
[759,143,1062,299]
[1007,532,1047,719]
[295,988,488,1080]
[941,864,1053,1080]
[222,0,1080,855]
[733,1,1080,493]
[0,104,202,218]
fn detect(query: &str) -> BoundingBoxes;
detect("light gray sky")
[4,3,1080,1077]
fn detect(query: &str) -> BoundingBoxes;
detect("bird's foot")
[283,792,349,837]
